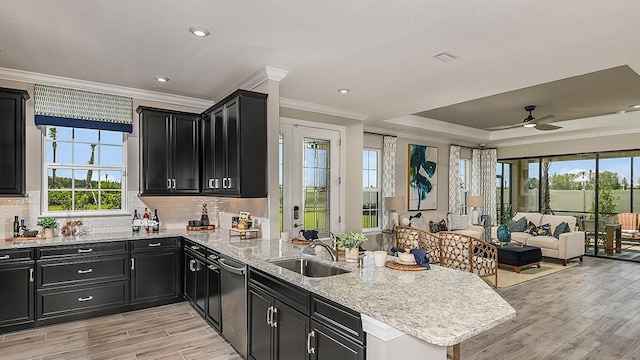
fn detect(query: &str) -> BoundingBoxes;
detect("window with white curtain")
[460,158,470,214]
[363,149,381,229]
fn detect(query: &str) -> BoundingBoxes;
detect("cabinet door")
[201,112,215,194]
[0,263,34,328]
[0,89,27,195]
[224,99,240,195]
[248,287,273,360]
[212,107,226,194]
[194,258,207,315]
[141,110,172,194]
[274,299,310,360]
[184,252,196,303]
[172,113,200,193]
[310,320,364,360]
[205,262,221,329]
[131,250,179,305]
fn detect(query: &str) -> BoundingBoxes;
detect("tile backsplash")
[1,191,269,238]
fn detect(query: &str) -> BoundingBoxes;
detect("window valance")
[34,84,133,133]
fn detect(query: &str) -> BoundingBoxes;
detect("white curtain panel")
[382,136,397,230]
[471,148,497,225]
[448,145,461,214]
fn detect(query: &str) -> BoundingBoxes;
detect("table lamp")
[384,196,405,230]
[466,195,484,225]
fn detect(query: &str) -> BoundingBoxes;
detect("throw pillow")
[429,219,448,233]
[449,214,470,230]
[553,222,570,239]
[507,217,527,232]
[524,221,538,235]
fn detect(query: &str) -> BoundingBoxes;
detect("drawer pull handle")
[190,246,200,250]
[266,306,272,326]
[78,268,93,274]
[0,255,9,260]
[207,264,218,271]
[78,248,93,253]
[131,258,135,270]
[307,331,315,354]
[78,296,93,302]
[148,242,162,247]
[29,268,34,282]
[271,307,278,328]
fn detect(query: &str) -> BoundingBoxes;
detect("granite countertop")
[2,229,516,347]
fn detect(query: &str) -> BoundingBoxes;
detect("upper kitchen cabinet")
[0,87,29,196]
[202,90,267,198]
[138,107,200,195]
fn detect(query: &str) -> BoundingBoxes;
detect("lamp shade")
[466,195,484,208]
[384,196,404,211]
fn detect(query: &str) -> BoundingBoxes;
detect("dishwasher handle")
[217,258,245,276]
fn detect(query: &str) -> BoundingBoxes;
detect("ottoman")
[496,245,542,273]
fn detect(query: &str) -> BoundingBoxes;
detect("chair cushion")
[526,236,560,250]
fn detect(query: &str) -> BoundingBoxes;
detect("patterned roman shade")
[34,84,133,133]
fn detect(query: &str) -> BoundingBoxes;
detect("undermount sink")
[271,258,351,278]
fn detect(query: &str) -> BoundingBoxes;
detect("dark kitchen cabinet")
[130,237,181,307]
[248,286,310,360]
[308,320,364,360]
[184,246,207,315]
[205,253,221,330]
[202,90,267,197]
[0,87,29,196]
[138,107,200,195]
[0,249,35,331]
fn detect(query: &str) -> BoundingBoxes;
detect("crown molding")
[280,98,368,121]
[364,125,479,147]
[215,65,289,102]
[383,115,491,140]
[0,67,213,109]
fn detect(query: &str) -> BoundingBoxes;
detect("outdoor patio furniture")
[617,213,640,240]
[580,219,606,253]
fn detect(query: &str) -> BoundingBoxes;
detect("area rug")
[484,261,578,288]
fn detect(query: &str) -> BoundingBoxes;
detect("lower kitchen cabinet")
[308,320,365,360]
[130,238,181,306]
[184,247,207,315]
[248,285,310,360]
[0,249,35,331]
[37,280,129,321]
[205,256,221,330]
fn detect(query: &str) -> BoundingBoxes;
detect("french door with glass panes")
[280,122,342,239]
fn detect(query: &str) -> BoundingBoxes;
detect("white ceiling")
[2,0,640,145]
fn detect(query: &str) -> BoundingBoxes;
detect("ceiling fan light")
[523,122,536,128]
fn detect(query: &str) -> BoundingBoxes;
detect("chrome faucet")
[309,240,338,262]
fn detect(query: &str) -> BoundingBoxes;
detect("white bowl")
[397,252,415,263]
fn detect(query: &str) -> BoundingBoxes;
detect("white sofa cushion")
[526,235,560,250]
[513,212,543,226]
[511,232,530,243]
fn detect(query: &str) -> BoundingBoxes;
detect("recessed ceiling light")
[337,88,350,94]
[189,27,211,37]
[155,76,170,83]
[632,104,640,109]
[433,52,458,62]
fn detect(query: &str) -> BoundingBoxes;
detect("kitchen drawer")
[38,255,128,288]
[0,248,34,263]
[37,280,128,319]
[38,242,128,259]
[249,268,309,315]
[184,241,206,257]
[311,294,364,344]
[131,237,178,252]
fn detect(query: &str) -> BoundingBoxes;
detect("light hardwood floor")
[3,256,640,360]
[463,256,640,360]
[0,303,241,360]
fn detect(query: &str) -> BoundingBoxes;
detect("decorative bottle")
[12,216,20,237]
[143,207,150,232]
[152,209,160,232]
[132,210,140,232]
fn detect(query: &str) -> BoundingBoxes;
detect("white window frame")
[363,148,382,231]
[41,126,128,217]
[460,158,470,214]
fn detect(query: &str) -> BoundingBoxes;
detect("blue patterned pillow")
[524,221,538,234]
[524,221,551,236]
[429,219,448,233]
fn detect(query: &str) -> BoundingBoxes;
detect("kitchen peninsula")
[1,230,515,360]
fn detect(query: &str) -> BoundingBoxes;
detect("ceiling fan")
[489,105,561,131]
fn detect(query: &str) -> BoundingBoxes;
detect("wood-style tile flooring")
[0,303,241,360]
[3,256,640,359]
[463,256,640,359]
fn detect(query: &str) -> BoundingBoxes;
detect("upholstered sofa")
[402,211,484,239]
[492,212,585,265]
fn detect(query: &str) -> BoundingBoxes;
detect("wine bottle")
[12,216,20,238]
[19,219,26,236]
[132,210,140,232]
[143,207,150,232]
[152,209,160,232]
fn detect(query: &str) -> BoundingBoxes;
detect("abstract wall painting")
[408,144,438,211]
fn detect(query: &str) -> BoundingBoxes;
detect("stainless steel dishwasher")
[215,256,247,358]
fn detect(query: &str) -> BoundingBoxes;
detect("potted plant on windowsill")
[37,217,59,238]
[336,232,366,263]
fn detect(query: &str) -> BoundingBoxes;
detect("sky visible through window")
[528,158,633,184]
